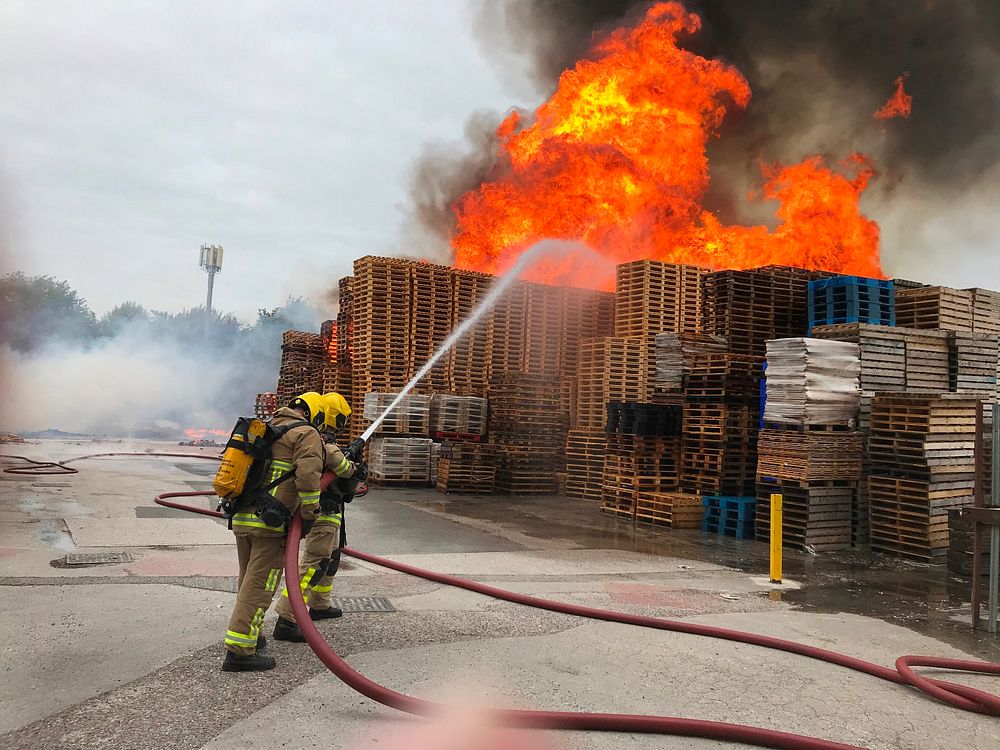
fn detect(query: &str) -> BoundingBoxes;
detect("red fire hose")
[5,452,999,748]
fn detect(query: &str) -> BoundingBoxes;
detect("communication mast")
[199,244,224,338]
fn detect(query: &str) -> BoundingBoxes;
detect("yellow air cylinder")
[213,418,268,499]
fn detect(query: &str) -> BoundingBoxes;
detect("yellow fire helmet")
[289,392,326,429]
[321,392,352,432]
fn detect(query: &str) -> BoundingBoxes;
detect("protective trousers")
[225,534,285,655]
[274,524,340,622]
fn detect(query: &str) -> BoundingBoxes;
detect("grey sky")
[0,1,522,319]
[1,1,997,323]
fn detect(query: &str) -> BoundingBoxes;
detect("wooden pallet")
[756,482,855,552]
[809,323,907,392]
[757,428,863,482]
[565,429,607,501]
[896,286,974,331]
[436,441,497,494]
[635,492,703,528]
[614,260,706,338]
[369,436,433,484]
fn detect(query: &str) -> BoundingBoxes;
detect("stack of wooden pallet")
[561,286,616,384]
[487,282,528,381]
[756,426,862,553]
[276,330,326,403]
[337,276,354,369]
[362,393,430,436]
[436,441,496,494]
[896,286,974,331]
[449,270,493,396]
[614,260,705,337]
[429,395,488,438]
[602,434,681,518]
[565,429,607,502]
[703,266,821,358]
[369,437,434,485]
[763,338,861,426]
[489,372,564,494]
[410,263,454,393]
[653,333,727,399]
[681,402,757,496]
[949,331,999,398]
[352,257,413,398]
[686,352,762,403]
[575,337,646,429]
[635,492,703,528]
[320,320,337,362]
[523,282,564,376]
[757,428,863,482]
[868,396,979,561]
[968,288,1000,334]
[756,483,856,552]
[904,329,951,393]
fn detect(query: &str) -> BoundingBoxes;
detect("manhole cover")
[331,596,394,612]
[63,552,135,566]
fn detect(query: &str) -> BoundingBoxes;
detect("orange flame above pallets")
[874,74,912,121]
[451,2,886,288]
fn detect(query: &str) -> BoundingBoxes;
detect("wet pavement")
[0,440,998,749]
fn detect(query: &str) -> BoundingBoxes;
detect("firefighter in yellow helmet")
[273,392,362,641]
[221,392,325,672]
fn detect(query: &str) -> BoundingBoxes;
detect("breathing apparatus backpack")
[213,417,309,525]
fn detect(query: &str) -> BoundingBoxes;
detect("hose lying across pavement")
[5,452,999,749]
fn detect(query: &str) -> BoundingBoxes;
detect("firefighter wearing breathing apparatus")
[220,392,326,673]
[273,392,367,642]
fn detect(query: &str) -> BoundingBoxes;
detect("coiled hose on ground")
[4,452,999,749]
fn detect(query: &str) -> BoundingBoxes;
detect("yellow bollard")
[769,493,783,584]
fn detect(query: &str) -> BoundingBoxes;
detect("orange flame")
[451,2,885,286]
[184,428,228,440]
[874,74,912,120]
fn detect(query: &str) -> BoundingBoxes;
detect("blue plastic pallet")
[808,276,895,331]
[702,496,756,539]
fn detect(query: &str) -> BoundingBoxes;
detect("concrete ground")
[0,439,997,750]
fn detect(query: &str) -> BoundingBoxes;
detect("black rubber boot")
[256,634,267,651]
[310,606,343,620]
[273,616,305,642]
[222,651,276,672]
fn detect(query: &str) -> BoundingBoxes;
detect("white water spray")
[360,240,612,441]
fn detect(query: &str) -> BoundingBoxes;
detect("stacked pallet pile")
[275,330,326,403]
[565,429,607,502]
[603,433,682,519]
[317,320,338,395]
[757,338,861,552]
[616,260,707,400]
[410,263,455,393]
[352,257,413,401]
[437,441,497,494]
[867,396,979,561]
[895,286,974,331]
[703,266,823,358]
[968,288,1000,334]
[335,277,355,421]
[489,372,564,494]
[449,270,493,396]
[635,492,704,528]
[681,380,759,496]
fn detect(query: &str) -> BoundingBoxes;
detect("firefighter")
[273,392,358,642]
[221,392,325,672]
